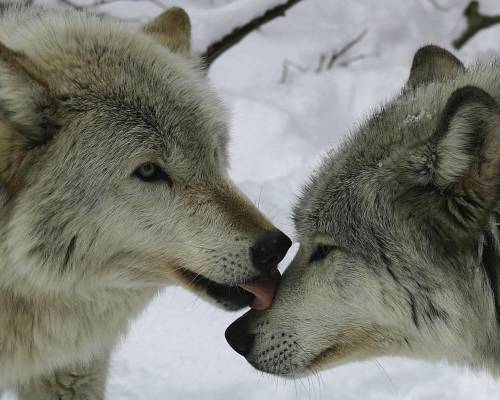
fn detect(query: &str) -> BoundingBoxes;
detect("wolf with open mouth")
[0,4,290,399]
[227,45,500,378]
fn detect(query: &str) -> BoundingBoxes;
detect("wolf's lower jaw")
[174,266,255,310]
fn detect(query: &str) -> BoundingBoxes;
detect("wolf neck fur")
[0,224,157,387]
[470,222,500,373]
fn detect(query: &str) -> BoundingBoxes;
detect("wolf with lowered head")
[227,45,500,379]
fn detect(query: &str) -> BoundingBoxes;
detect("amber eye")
[133,162,172,185]
[309,244,335,263]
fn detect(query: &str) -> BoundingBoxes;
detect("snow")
[6,0,500,398]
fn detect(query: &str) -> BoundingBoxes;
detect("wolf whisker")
[373,359,397,394]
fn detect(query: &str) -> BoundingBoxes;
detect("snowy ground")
[6,0,500,398]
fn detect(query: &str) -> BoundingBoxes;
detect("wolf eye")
[133,162,172,185]
[310,244,335,263]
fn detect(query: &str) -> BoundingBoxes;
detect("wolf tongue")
[239,269,281,311]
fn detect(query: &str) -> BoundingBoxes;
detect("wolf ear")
[143,7,191,56]
[425,86,500,238]
[0,41,58,194]
[406,45,465,90]
[0,41,56,145]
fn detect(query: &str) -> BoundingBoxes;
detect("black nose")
[250,230,292,274]
[225,314,255,357]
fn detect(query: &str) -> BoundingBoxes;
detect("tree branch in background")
[453,1,500,49]
[324,29,366,70]
[201,0,305,69]
[281,30,368,84]
[60,0,166,12]
[338,52,379,68]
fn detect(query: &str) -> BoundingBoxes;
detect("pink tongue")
[239,270,281,310]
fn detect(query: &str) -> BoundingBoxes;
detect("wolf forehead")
[0,9,228,157]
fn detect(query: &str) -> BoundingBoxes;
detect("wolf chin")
[0,4,291,399]
[227,45,500,378]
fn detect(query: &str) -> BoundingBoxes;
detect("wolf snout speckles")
[225,312,301,375]
[211,230,291,281]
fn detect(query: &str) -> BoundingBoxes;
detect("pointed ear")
[0,41,56,145]
[406,45,465,90]
[143,7,191,56]
[425,86,500,239]
[432,86,498,187]
[0,41,58,195]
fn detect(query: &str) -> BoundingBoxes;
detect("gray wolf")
[226,45,500,378]
[0,4,291,399]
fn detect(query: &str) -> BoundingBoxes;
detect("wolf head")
[226,45,500,374]
[0,7,291,310]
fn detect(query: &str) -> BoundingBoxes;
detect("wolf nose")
[225,314,255,357]
[250,230,291,275]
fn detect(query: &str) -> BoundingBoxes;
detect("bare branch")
[326,29,366,70]
[281,30,368,83]
[315,54,326,74]
[201,0,305,69]
[338,52,379,67]
[60,0,166,12]
[453,1,500,49]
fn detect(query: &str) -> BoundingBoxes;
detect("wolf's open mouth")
[176,268,280,311]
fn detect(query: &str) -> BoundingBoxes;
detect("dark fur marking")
[62,235,77,272]
[55,373,77,397]
[27,243,51,264]
[414,281,431,293]
[482,230,500,324]
[380,289,397,312]
[386,264,400,284]
[424,298,449,325]
[27,243,45,256]
[87,228,100,251]
[372,228,398,278]
[407,291,419,329]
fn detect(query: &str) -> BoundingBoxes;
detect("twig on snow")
[280,30,368,83]
[323,29,367,71]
